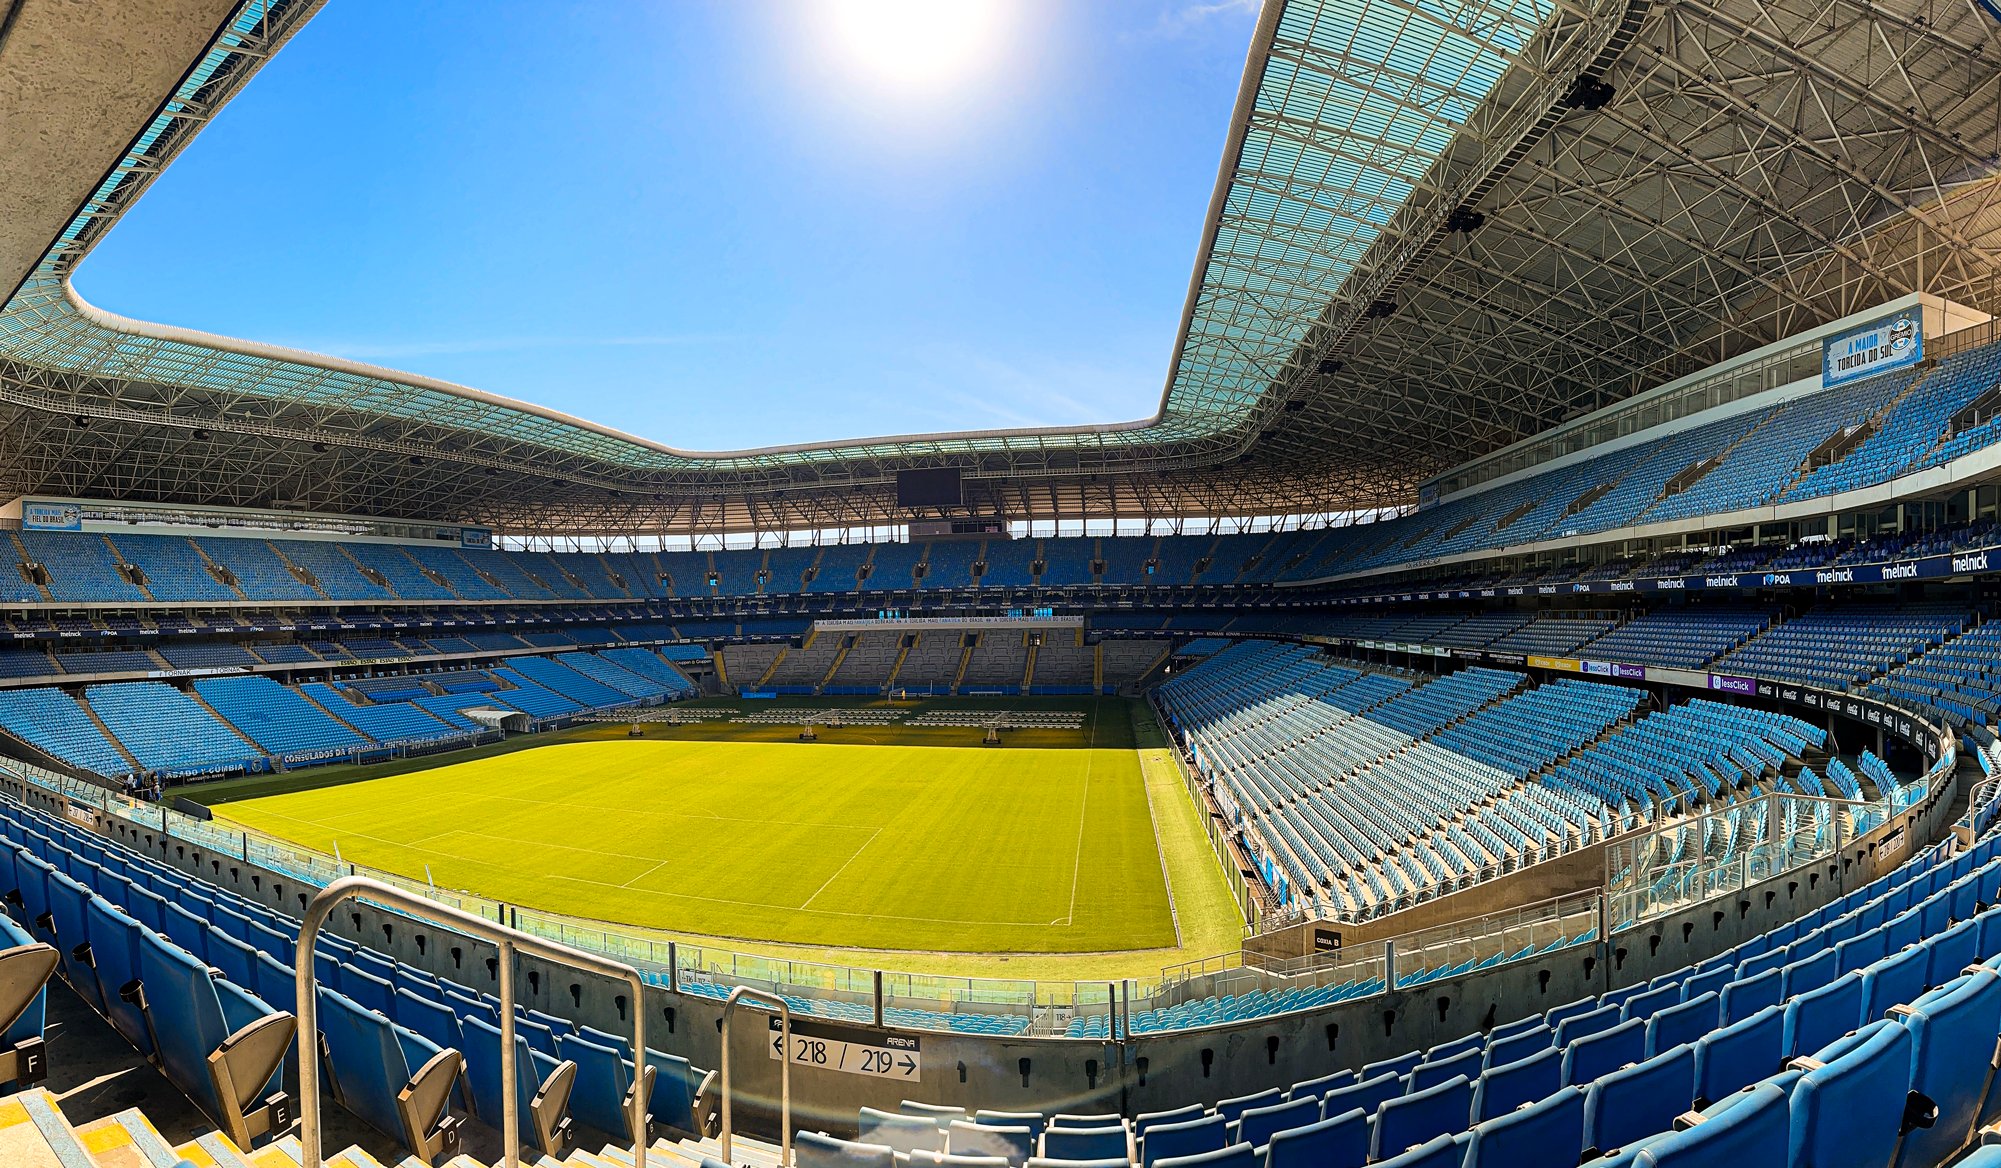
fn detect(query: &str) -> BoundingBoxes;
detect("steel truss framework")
[0,0,1997,536]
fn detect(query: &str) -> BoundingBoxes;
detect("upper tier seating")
[104,534,239,602]
[197,538,320,600]
[1713,604,1967,688]
[15,531,145,603]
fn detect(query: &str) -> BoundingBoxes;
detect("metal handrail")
[294,876,647,1168]
[720,986,792,1168]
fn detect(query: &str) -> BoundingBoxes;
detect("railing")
[294,876,648,1168]
[720,987,792,1168]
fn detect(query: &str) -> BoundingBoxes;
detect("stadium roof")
[0,0,1997,535]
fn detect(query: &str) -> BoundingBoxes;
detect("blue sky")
[73,1,1258,450]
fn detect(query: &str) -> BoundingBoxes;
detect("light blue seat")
[1471,1045,1559,1123]
[1135,1106,1202,1139]
[950,1120,1033,1167]
[1370,1074,1470,1162]
[862,1107,949,1156]
[977,1112,1047,1144]
[1262,1108,1367,1168]
[1318,1073,1401,1123]
[1563,1017,1646,1086]
[1141,1115,1227,1168]
[135,927,292,1148]
[1787,1019,1925,1168]
[1234,1097,1317,1150]
[1691,1004,1783,1108]
[1285,1070,1354,1103]
[798,1131,896,1168]
[1630,1080,1791,1166]
[81,897,151,1054]
[556,1030,653,1145]
[1374,1132,1466,1168]
[1781,972,1863,1059]
[1215,1089,1281,1125]
[1483,1024,1553,1070]
[1718,969,1782,1024]
[1153,1143,1255,1168]
[1859,945,1928,1021]
[1040,1125,1126,1163]
[1408,1048,1480,1091]
[1583,1043,1695,1156]
[1554,1003,1621,1047]
[1646,992,1718,1057]
[1463,1085,1584,1168]
[460,1013,576,1157]
[1893,968,2001,1167]
[0,910,53,1091]
[316,987,461,1164]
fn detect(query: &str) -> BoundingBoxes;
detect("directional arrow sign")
[769,1016,920,1081]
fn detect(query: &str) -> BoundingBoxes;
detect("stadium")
[0,0,1999,1165]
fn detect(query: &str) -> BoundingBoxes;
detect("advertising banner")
[20,500,82,531]
[1707,674,1759,695]
[1823,307,1922,387]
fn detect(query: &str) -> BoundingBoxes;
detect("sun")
[815,0,1013,95]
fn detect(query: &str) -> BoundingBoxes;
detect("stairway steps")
[0,1088,94,1168]
[180,1130,257,1168]
[76,1107,184,1167]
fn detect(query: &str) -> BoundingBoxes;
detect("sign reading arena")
[769,1016,919,1081]
[1822,308,1922,387]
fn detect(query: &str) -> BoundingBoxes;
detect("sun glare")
[816,0,1012,95]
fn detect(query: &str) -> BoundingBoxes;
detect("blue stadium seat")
[1691,1004,1784,1107]
[1040,1125,1127,1162]
[1233,1097,1317,1150]
[135,927,292,1148]
[460,1013,576,1157]
[1563,1017,1647,1086]
[316,987,462,1162]
[950,1120,1033,1166]
[1646,992,1719,1057]
[798,1131,897,1168]
[1373,1132,1467,1168]
[1463,1085,1584,1168]
[1582,1043,1696,1156]
[1781,973,1864,1058]
[1140,1118,1229,1168]
[1370,1074,1471,1161]
[1892,967,2001,1167]
[1471,1045,1560,1122]
[556,1030,653,1145]
[1627,1080,1791,1167]
[1153,1143,1255,1168]
[1786,1019,1925,1168]
[1263,1108,1368,1168]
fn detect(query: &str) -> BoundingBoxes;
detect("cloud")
[1129,0,1260,41]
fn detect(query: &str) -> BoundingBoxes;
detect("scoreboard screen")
[896,467,964,508]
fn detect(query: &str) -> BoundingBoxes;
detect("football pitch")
[214,736,1180,954]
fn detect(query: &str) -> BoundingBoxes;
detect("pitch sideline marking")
[797,826,884,911]
[1061,710,1101,928]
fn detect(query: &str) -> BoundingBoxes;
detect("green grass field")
[216,734,1180,954]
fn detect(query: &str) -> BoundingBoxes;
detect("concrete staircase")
[0,1082,731,1168]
